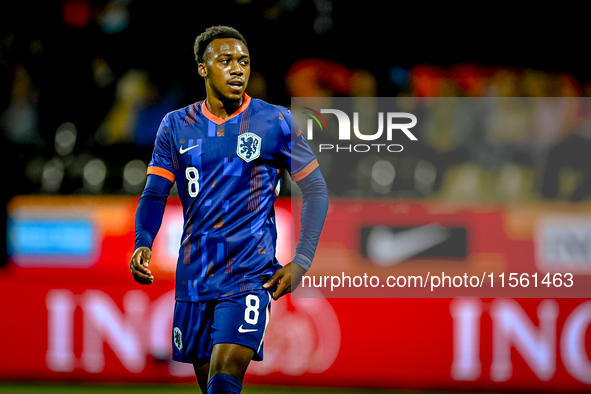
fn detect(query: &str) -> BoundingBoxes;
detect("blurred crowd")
[1,0,590,202]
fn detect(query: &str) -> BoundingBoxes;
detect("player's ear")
[198,63,207,78]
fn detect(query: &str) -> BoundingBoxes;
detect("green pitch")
[0,382,501,394]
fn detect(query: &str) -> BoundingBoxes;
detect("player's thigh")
[209,343,254,381]
[211,290,272,362]
[193,362,210,393]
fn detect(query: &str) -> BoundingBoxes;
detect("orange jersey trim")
[147,166,175,182]
[201,93,251,125]
[291,159,319,182]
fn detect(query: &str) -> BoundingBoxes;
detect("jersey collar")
[201,93,251,125]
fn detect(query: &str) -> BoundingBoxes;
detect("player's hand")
[262,262,306,300]
[130,246,154,285]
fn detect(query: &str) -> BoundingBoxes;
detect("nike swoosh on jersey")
[366,224,452,267]
[180,145,199,154]
[238,325,258,333]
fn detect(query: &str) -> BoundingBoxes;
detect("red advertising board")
[1,196,591,391]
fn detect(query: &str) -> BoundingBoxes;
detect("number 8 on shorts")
[244,294,260,324]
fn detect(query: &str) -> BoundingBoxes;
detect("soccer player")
[129,26,329,394]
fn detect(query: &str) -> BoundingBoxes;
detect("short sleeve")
[277,108,319,182]
[147,114,176,182]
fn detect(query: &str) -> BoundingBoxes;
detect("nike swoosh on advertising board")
[366,224,452,267]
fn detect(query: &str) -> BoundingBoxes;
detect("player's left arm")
[264,108,329,298]
[263,168,328,299]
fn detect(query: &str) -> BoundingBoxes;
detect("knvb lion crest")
[173,327,183,351]
[237,132,261,162]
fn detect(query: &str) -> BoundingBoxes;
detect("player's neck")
[205,93,244,120]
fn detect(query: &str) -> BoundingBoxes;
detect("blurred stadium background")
[1,1,591,393]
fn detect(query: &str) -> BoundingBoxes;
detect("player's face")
[202,38,250,101]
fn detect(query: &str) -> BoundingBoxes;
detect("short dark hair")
[194,26,248,64]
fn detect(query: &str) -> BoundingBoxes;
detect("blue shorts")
[172,289,272,365]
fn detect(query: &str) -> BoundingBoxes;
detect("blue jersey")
[147,94,319,302]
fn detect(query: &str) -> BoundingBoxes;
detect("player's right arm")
[130,246,153,284]
[130,114,176,285]
[130,174,173,284]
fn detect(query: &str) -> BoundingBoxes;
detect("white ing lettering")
[450,298,482,381]
[81,290,148,373]
[450,298,591,384]
[46,290,76,372]
[561,300,591,384]
[45,288,340,377]
[46,289,175,374]
[490,299,558,381]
